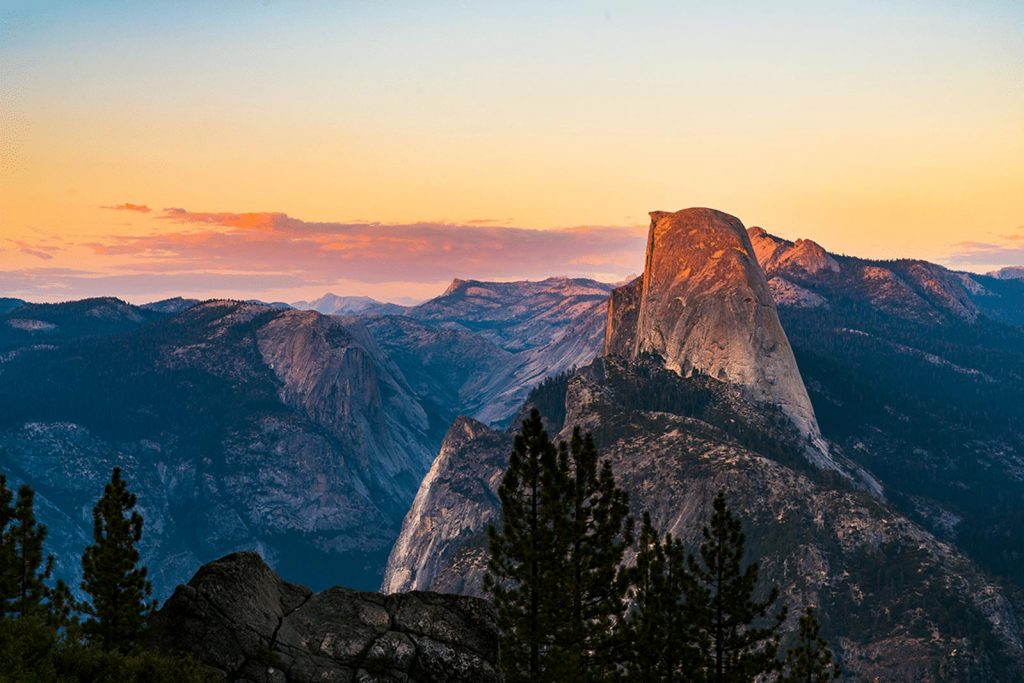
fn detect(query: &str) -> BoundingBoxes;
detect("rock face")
[382,356,1024,682]
[748,227,840,276]
[608,208,830,466]
[402,277,612,425]
[382,418,512,595]
[603,276,642,357]
[150,552,500,683]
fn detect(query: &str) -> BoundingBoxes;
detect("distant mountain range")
[988,265,1024,281]
[2,211,1023,680]
[0,277,609,596]
[292,293,407,316]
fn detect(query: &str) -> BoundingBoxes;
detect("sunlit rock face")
[748,226,841,277]
[603,276,642,357]
[609,208,832,467]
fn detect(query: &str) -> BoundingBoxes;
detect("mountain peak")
[608,208,834,468]
[442,278,470,296]
[748,227,840,276]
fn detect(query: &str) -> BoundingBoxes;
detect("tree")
[0,474,17,618]
[8,485,55,619]
[688,491,787,682]
[552,428,633,681]
[486,413,634,682]
[623,511,701,681]
[485,409,564,682]
[779,606,840,683]
[81,467,155,652]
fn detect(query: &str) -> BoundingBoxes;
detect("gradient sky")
[2,0,1022,304]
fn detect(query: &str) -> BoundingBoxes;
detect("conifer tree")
[485,409,564,682]
[552,428,633,681]
[688,491,786,683]
[779,606,840,683]
[81,467,155,652]
[0,474,17,618]
[624,511,700,681]
[8,484,54,619]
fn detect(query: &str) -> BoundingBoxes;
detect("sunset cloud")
[3,206,646,303]
[946,227,1024,268]
[102,203,152,213]
[91,208,646,284]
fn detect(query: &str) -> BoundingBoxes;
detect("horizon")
[2,1,1023,302]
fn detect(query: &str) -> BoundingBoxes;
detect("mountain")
[383,209,1024,681]
[747,226,1024,585]
[748,226,1024,326]
[140,297,200,314]
[988,266,1024,281]
[149,552,500,683]
[0,297,166,352]
[0,297,26,315]
[0,301,447,597]
[384,354,1024,680]
[610,209,832,468]
[0,280,615,599]
[293,293,407,316]
[399,277,612,424]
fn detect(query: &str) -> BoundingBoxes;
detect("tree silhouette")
[81,467,155,652]
[688,491,787,682]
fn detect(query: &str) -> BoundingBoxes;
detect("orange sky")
[1,1,1023,303]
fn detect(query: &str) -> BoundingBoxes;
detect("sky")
[1,0,1022,304]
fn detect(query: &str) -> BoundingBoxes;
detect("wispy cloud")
[101,202,151,213]
[946,227,1024,268]
[4,206,646,302]
[90,208,646,284]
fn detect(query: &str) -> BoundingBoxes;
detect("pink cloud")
[946,227,1024,268]
[8,206,646,302]
[102,202,152,213]
[85,208,646,285]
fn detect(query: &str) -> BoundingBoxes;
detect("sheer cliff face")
[381,417,511,595]
[603,276,641,357]
[609,208,829,465]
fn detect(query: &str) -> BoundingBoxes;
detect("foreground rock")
[150,552,500,683]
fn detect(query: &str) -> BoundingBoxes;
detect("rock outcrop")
[748,227,840,276]
[607,208,831,467]
[149,552,501,683]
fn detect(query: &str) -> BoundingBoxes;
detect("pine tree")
[624,512,700,681]
[688,491,787,683]
[780,606,840,683]
[484,409,564,682]
[5,484,54,618]
[0,474,17,618]
[81,467,155,652]
[552,428,633,681]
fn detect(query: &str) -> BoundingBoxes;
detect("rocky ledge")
[149,552,501,683]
